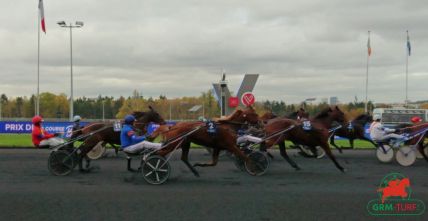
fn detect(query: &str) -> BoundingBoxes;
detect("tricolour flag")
[38,0,46,33]
[367,36,371,56]
[407,33,411,56]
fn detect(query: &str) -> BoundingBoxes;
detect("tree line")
[1,91,424,121]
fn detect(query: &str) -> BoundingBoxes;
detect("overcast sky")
[1,0,427,104]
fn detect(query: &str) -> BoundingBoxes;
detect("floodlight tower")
[219,73,228,117]
[57,21,84,121]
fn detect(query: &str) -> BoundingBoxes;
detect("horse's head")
[287,108,309,120]
[260,112,277,121]
[227,106,260,125]
[330,106,346,123]
[133,106,166,125]
[296,108,309,120]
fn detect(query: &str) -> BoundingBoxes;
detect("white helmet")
[73,115,81,122]
[373,114,381,121]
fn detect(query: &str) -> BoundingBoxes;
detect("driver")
[120,115,162,153]
[72,115,83,131]
[369,115,405,147]
[31,115,64,148]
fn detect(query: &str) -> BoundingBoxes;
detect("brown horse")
[287,107,345,157]
[152,107,261,177]
[399,123,428,162]
[260,108,309,124]
[329,114,377,152]
[262,106,347,172]
[75,106,166,172]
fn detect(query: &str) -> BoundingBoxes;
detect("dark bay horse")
[329,114,376,152]
[262,106,347,172]
[75,106,166,172]
[153,107,261,177]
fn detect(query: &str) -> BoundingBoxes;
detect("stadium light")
[58,21,84,121]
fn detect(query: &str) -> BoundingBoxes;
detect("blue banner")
[0,121,176,138]
[0,121,89,138]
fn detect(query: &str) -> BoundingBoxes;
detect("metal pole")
[405,30,409,107]
[169,102,172,121]
[365,31,370,113]
[102,100,105,121]
[37,11,40,116]
[69,25,74,122]
[202,103,205,118]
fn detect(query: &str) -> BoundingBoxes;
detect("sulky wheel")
[244,151,270,176]
[425,146,428,158]
[141,155,171,185]
[396,146,416,167]
[233,147,253,172]
[376,145,394,163]
[233,154,247,172]
[48,150,75,176]
[86,141,106,160]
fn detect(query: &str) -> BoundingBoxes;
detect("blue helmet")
[124,115,136,124]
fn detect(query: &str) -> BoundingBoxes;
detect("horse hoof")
[294,166,301,171]
[340,168,347,173]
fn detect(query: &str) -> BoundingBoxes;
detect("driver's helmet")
[73,115,81,122]
[32,115,43,124]
[124,115,136,124]
[411,116,422,123]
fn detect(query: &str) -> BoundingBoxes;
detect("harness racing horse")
[329,114,377,153]
[261,106,347,172]
[152,107,262,176]
[75,106,166,172]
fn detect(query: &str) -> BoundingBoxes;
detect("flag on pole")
[367,36,371,56]
[407,33,411,56]
[38,0,46,33]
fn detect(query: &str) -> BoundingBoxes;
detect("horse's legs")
[361,137,378,148]
[278,141,300,170]
[193,148,220,167]
[349,138,354,149]
[320,142,345,172]
[329,134,342,153]
[180,141,200,177]
[259,141,274,159]
[77,140,99,172]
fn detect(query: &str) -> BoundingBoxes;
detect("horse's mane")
[313,108,332,120]
[214,109,246,122]
[132,111,146,119]
[286,111,298,119]
[353,114,372,125]
[261,112,277,119]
